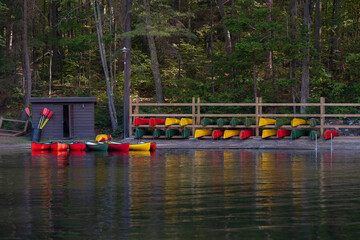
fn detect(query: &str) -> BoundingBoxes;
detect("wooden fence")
[129,97,360,139]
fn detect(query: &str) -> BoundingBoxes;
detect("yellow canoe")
[165,118,180,126]
[223,130,241,139]
[262,129,277,138]
[180,118,193,126]
[194,129,212,138]
[259,118,276,127]
[129,142,151,151]
[291,118,309,127]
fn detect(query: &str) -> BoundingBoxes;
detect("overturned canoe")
[224,130,241,139]
[194,129,212,138]
[244,118,256,126]
[150,142,156,151]
[181,128,192,138]
[212,130,224,139]
[309,130,321,140]
[324,130,339,139]
[165,118,180,126]
[291,129,309,139]
[165,129,180,138]
[291,118,309,127]
[134,118,150,126]
[86,141,108,151]
[135,128,152,138]
[217,118,230,127]
[259,118,276,127]
[262,129,277,138]
[276,129,292,138]
[51,142,68,151]
[230,118,243,126]
[129,142,151,151]
[152,129,164,138]
[149,118,165,126]
[32,142,52,151]
[240,130,254,139]
[309,118,320,127]
[180,118,193,126]
[275,119,291,128]
[108,141,130,151]
[202,118,217,126]
[69,142,86,151]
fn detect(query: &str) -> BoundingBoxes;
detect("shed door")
[63,105,74,138]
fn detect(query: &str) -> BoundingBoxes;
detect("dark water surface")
[1,149,360,239]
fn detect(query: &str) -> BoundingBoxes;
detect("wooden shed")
[30,97,97,139]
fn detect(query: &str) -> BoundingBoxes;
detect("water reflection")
[1,149,360,239]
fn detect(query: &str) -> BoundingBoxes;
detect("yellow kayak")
[194,129,212,138]
[223,130,241,139]
[259,118,276,127]
[291,118,309,127]
[129,142,151,151]
[262,129,277,138]
[180,118,193,126]
[165,118,180,126]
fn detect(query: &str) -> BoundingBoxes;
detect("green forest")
[1,0,360,135]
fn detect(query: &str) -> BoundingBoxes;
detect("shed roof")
[30,97,97,103]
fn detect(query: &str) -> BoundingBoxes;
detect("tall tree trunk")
[314,0,322,61]
[21,0,32,121]
[290,0,298,114]
[328,0,340,73]
[300,0,312,113]
[92,0,118,133]
[123,0,131,138]
[265,0,275,100]
[210,0,215,95]
[144,0,164,103]
[107,0,115,94]
[217,0,232,58]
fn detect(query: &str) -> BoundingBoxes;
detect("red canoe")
[51,142,68,151]
[134,118,150,126]
[31,142,52,151]
[149,118,165,126]
[324,130,339,139]
[108,141,130,151]
[276,129,292,138]
[212,130,224,139]
[150,142,157,151]
[240,130,254,139]
[69,142,86,151]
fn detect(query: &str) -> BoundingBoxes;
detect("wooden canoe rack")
[0,117,29,137]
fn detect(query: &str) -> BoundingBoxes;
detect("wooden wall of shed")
[32,104,63,139]
[73,103,95,138]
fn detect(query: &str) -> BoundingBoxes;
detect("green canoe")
[244,118,256,126]
[230,118,243,126]
[86,142,108,151]
[153,129,164,138]
[217,118,230,127]
[291,129,309,139]
[165,129,180,138]
[202,117,217,126]
[181,128,192,138]
[309,130,321,140]
[309,118,320,127]
[275,118,291,128]
[135,128,152,138]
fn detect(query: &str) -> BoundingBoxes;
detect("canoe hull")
[135,128,151,138]
[194,129,212,138]
[240,130,254,139]
[134,118,150,126]
[69,142,86,151]
[324,130,339,139]
[149,118,165,126]
[165,118,180,126]
[181,128,192,138]
[291,118,309,127]
[152,129,164,138]
[51,142,68,151]
[275,119,291,128]
[180,118,193,126]
[276,129,292,138]
[259,118,276,127]
[262,129,277,138]
[202,118,216,126]
[86,142,108,151]
[244,118,256,126]
[165,129,180,138]
[309,130,321,140]
[291,130,309,139]
[224,130,241,139]
[212,130,224,139]
[108,142,130,151]
[217,118,230,127]
[31,142,52,151]
[230,118,243,126]
[129,142,151,151]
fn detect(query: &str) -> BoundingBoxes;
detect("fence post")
[197,97,201,125]
[255,97,259,137]
[320,97,325,137]
[192,97,195,137]
[129,98,133,137]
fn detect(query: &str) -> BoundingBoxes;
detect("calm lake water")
[1,149,360,239]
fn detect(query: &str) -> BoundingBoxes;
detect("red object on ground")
[51,142,68,151]
[276,129,292,138]
[324,130,339,139]
[134,118,150,126]
[149,118,165,126]
[212,130,224,139]
[108,142,130,151]
[69,142,86,151]
[150,142,156,151]
[240,130,254,139]
[31,142,52,151]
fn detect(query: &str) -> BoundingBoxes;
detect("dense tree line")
[1,0,360,133]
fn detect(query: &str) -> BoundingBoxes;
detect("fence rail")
[129,97,360,139]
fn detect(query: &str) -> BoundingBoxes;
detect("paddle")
[37,108,49,129]
[40,111,53,129]
[25,107,34,128]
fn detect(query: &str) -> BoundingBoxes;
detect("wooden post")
[0,117,2,129]
[129,97,133,137]
[255,97,259,137]
[197,97,201,125]
[320,97,325,136]
[192,97,195,137]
